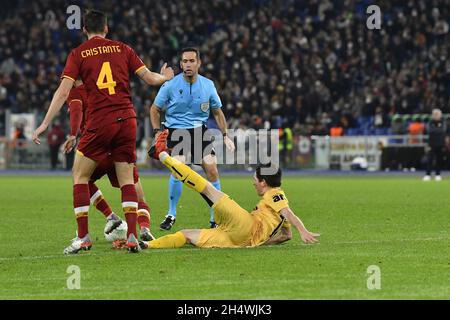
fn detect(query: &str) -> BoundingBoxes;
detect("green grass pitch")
[0,174,449,299]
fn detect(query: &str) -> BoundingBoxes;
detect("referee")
[423,108,448,181]
[150,47,235,230]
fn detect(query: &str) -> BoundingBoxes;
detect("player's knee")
[72,169,90,184]
[181,229,200,245]
[180,230,193,244]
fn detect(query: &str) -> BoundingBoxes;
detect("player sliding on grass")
[137,131,320,249]
[32,9,173,253]
[63,82,155,246]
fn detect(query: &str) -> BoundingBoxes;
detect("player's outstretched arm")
[280,207,320,244]
[32,78,74,144]
[137,63,174,86]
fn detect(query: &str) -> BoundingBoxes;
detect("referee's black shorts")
[165,125,216,164]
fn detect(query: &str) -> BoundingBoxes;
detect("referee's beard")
[183,70,197,82]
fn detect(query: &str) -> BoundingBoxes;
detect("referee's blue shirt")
[154,73,222,129]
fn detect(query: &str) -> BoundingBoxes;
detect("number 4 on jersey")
[96,62,116,95]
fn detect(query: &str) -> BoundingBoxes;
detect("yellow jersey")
[250,188,291,246]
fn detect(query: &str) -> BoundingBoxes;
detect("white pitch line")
[333,236,450,245]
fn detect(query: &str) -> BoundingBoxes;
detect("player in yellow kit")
[138,130,320,249]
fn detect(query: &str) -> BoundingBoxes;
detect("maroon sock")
[96,198,113,218]
[137,201,151,229]
[89,182,112,218]
[121,184,138,238]
[73,184,90,238]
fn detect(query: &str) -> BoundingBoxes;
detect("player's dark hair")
[83,9,107,34]
[180,47,201,60]
[256,163,282,188]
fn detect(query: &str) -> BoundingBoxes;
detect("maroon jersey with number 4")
[61,36,145,129]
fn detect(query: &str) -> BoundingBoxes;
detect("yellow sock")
[148,231,187,249]
[161,154,207,193]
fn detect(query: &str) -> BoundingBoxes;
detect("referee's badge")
[200,102,210,112]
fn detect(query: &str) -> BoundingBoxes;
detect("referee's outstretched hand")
[224,135,235,152]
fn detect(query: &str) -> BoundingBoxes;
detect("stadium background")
[0,0,449,171]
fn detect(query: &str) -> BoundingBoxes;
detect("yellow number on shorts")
[96,62,116,95]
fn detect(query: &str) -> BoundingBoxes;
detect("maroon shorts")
[77,117,137,163]
[90,156,139,188]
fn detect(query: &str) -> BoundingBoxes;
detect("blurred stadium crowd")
[0,0,449,138]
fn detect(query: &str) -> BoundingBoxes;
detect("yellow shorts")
[196,195,254,248]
